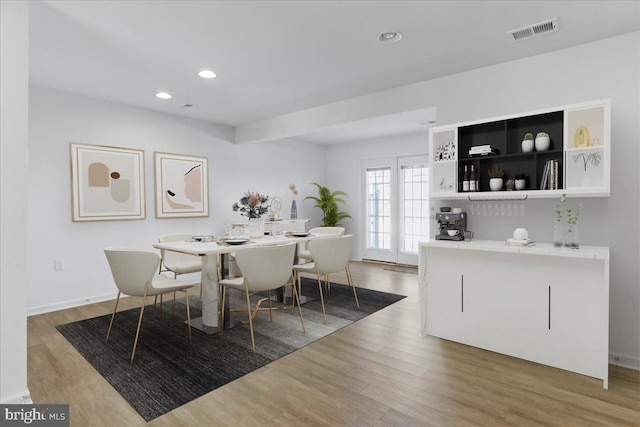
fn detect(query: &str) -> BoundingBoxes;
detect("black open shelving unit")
[456,111,564,192]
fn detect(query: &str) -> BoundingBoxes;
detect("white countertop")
[419,239,609,260]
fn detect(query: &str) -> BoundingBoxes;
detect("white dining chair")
[298,226,345,261]
[293,234,359,324]
[157,233,204,312]
[104,247,196,364]
[218,242,305,354]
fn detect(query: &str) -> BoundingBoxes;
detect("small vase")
[553,222,564,247]
[565,224,580,249]
[290,199,297,219]
[248,217,264,238]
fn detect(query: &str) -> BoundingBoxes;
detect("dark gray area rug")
[56,278,405,421]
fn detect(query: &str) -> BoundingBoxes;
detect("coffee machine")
[435,210,467,241]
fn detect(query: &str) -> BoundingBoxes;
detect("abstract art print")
[70,143,146,222]
[154,152,209,218]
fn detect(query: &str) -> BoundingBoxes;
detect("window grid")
[366,168,392,250]
[401,165,429,253]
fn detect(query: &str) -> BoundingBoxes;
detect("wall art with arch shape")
[70,142,146,221]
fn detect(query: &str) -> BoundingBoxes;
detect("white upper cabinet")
[429,99,611,199]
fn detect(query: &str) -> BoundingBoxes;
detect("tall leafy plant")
[305,183,352,227]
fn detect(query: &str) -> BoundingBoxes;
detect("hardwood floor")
[27,261,638,426]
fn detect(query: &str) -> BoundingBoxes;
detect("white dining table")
[153,234,313,334]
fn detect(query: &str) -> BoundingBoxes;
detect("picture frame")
[70,142,146,222]
[154,152,209,218]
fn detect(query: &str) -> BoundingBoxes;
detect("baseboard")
[27,292,119,317]
[1,389,32,404]
[609,352,640,371]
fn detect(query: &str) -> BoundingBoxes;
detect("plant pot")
[489,178,503,191]
[515,179,526,190]
[521,139,534,153]
[535,135,550,151]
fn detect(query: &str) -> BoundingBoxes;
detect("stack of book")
[539,159,560,190]
[506,238,535,247]
[469,145,499,157]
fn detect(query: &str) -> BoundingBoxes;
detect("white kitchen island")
[418,240,610,388]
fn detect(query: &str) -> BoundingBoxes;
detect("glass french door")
[363,155,429,265]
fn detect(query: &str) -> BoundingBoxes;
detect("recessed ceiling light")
[156,92,172,99]
[198,70,217,79]
[378,31,402,43]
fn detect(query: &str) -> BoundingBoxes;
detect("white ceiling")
[29,1,640,143]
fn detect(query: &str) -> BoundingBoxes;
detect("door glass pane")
[366,167,392,250]
[401,164,429,253]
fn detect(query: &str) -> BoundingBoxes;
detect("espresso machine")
[435,209,467,241]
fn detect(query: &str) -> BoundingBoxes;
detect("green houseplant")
[304,183,352,226]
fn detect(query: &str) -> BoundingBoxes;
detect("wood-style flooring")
[27,261,639,426]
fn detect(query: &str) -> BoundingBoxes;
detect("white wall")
[322,33,640,369]
[1,1,30,404]
[27,86,325,314]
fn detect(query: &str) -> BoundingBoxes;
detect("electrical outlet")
[54,258,64,271]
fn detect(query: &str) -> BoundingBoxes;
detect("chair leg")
[131,288,149,364]
[245,284,257,355]
[172,290,177,317]
[290,272,296,310]
[316,273,327,324]
[292,283,306,333]
[185,288,192,345]
[172,272,178,316]
[220,286,227,335]
[346,264,360,308]
[325,274,330,297]
[159,293,164,326]
[105,291,121,343]
[267,290,273,322]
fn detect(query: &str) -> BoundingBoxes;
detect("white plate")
[224,238,249,245]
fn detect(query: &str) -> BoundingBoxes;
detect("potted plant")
[535,131,550,151]
[515,173,526,190]
[521,132,534,153]
[305,183,352,226]
[505,179,515,191]
[487,167,504,191]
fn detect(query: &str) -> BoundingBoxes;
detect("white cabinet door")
[425,248,466,341]
[543,256,608,380]
[461,250,547,360]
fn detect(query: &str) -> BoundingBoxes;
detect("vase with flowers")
[232,191,269,238]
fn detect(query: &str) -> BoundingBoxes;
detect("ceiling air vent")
[507,18,559,42]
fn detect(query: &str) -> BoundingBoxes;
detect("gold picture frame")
[70,142,146,222]
[154,152,209,218]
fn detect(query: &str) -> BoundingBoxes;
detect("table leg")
[189,254,219,334]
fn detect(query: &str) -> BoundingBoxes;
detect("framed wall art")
[154,152,209,218]
[70,143,146,222]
